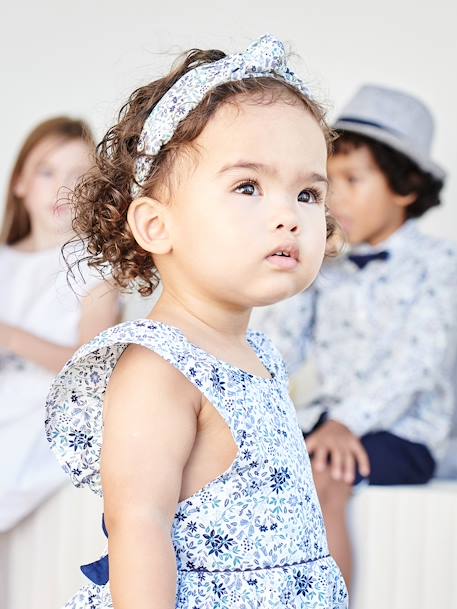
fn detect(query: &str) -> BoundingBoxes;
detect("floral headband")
[131,34,312,197]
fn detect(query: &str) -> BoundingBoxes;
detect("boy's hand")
[305,420,370,484]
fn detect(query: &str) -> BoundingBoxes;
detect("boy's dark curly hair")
[333,131,444,220]
[70,48,335,296]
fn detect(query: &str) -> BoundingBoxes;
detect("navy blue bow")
[347,250,390,269]
[80,515,109,585]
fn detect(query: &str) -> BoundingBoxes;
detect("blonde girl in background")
[0,117,120,531]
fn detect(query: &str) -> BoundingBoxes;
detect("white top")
[0,244,101,531]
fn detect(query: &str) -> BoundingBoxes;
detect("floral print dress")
[46,319,348,608]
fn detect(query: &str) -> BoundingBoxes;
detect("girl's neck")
[150,289,251,344]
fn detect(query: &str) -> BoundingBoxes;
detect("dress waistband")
[80,514,331,586]
[178,554,331,574]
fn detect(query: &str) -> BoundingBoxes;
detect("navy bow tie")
[347,250,390,269]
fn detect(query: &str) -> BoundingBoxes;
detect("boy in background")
[254,85,457,586]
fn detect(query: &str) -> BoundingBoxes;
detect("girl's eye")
[298,189,323,205]
[234,181,260,196]
[38,167,53,178]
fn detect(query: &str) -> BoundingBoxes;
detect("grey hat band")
[337,116,405,138]
[334,117,446,182]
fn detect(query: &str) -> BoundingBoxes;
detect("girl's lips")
[266,254,299,270]
[52,203,71,217]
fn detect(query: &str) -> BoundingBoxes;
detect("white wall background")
[1,5,456,606]
[1,0,456,240]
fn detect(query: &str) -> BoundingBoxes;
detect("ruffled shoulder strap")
[45,320,221,495]
[45,320,289,496]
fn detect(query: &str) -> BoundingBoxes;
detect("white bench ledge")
[350,481,457,609]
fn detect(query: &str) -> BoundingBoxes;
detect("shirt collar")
[348,219,419,258]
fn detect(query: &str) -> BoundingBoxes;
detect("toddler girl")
[46,36,348,608]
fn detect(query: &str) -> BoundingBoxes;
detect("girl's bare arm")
[102,343,201,609]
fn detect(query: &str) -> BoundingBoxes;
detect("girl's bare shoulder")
[105,342,202,416]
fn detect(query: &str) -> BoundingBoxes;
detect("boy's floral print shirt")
[253,220,457,460]
[46,320,348,608]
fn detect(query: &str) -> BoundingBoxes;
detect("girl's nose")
[275,218,299,233]
[62,177,75,191]
[273,205,300,234]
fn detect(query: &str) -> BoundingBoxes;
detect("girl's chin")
[253,285,308,307]
[47,222,73,237]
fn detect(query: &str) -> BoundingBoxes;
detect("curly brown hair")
[71,48,335,296]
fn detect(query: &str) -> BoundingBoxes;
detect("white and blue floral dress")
[45,319,348,608]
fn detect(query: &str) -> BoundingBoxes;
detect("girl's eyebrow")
[218,161,329,186]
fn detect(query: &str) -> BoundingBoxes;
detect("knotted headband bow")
[132,34,313,197]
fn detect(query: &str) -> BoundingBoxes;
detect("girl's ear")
[127,197,172,255]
